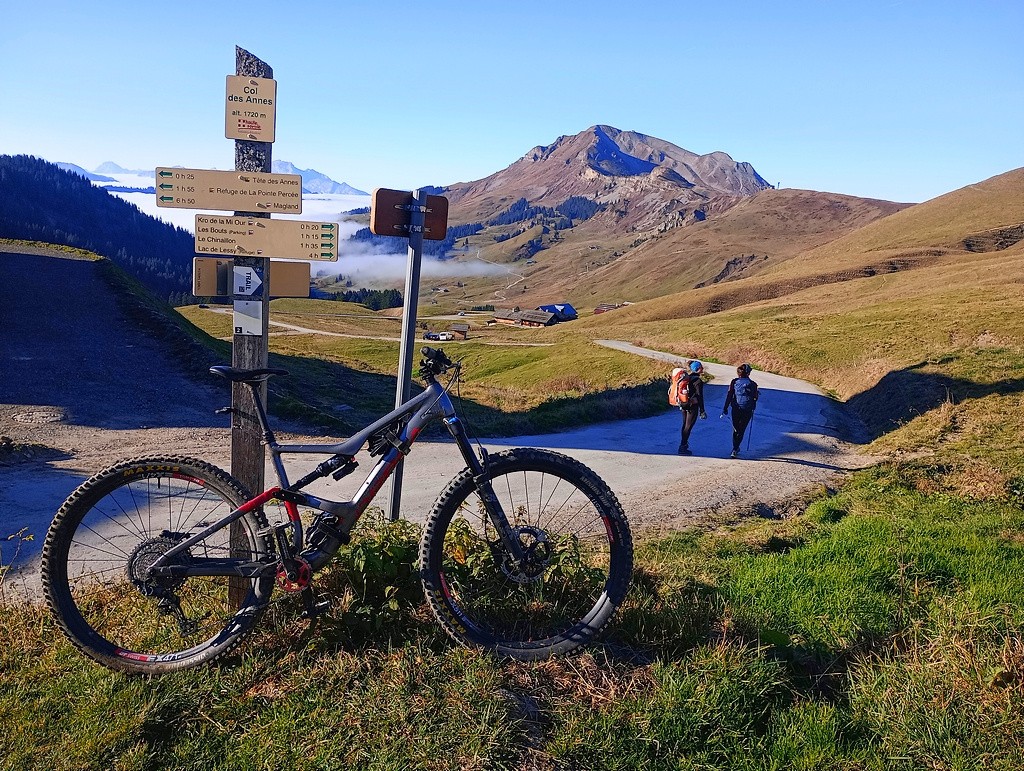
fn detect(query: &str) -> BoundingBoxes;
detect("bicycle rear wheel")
[41,455,273,674]
[420,448,632,659]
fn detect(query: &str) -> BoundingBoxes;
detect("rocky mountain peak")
[445,125,771,230]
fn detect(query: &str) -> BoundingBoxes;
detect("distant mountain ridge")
[271,161,368,195]
[444,124,772,231]
[64,160,368,197]
[424,125,915,310]
[56,162,116,183]
[94,161,151,176]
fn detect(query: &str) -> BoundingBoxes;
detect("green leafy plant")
[317,511,423,638]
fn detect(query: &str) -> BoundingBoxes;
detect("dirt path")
[0,250,876,596]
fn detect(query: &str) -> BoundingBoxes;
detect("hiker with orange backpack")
[669,360,707,455]
[722,363,759,458]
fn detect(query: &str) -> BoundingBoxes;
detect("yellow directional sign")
[155,167,302,213]
[225,75,277,142]
[194,215,338,260]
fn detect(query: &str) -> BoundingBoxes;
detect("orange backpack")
[668,368,692,407]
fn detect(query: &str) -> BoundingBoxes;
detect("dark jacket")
[724,376,758,413]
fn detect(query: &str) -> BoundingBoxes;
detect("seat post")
[246,382,277,446]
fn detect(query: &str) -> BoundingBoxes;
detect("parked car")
[437,332,455,341]
[423,331,440,341]
[457,311,466,316]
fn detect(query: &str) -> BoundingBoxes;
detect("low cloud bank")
[330,245,509,283]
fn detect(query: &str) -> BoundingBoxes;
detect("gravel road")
[0,250,876,595]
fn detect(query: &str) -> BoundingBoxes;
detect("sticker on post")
[233,300,263,336]
[233,265,263,296]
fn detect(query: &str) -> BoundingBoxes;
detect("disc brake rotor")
[500,526,553,583]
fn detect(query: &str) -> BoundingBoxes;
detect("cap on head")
[737,363,752,376]
[689,360,703,373]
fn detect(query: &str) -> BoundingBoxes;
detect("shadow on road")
[1,463,88,569]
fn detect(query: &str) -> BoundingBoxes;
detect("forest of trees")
[332,287,402,310]
[0,155,195,301]
[487,195,603,230]
[349,221,485,258]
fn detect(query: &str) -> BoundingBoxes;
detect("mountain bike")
[41,347,633,674]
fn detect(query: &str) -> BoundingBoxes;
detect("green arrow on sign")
[158,170,173,177]
[321,223,335,230]
[159,183,174,190]
[159,196,174,202]
[321,233,335,240]
[321,252,334,259]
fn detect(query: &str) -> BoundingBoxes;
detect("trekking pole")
[746,411,754,452]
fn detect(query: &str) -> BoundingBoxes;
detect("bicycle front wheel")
[420,448,632,659]
[41,455,274,674]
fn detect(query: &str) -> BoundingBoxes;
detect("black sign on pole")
[369,188,449,521]
[229,46,273,604]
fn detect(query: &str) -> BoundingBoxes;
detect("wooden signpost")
[158,46,453,536]
[226,47,274,606]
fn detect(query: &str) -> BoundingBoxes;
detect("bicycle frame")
[151,369,526,582]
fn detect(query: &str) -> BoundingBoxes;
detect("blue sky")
[1,0,1021,203]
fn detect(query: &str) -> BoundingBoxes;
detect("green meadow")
[3,167,1023,768]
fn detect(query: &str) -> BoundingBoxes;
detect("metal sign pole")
[387,189,427,521]
[229,46,272,605]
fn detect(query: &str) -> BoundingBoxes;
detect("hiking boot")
[678,445,692,456]
[730,449,739,459]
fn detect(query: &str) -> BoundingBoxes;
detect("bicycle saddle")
[209,365,289,384]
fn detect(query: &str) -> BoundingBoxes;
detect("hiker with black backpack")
[669,360,707,455]
[722,363,759,458]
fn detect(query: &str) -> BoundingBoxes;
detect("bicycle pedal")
[299,588,331,619]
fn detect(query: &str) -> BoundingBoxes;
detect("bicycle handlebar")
[420,346,455,378]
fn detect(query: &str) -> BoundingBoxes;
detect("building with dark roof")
[493,309,557,327]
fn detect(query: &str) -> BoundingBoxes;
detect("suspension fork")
[443,416,527,563]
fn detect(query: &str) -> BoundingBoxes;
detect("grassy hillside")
[4,167,1024,768]
[565,168,1023,324]
[559,188,908,303]
[433,187,908,313]
[4,459,1023,769]
[579,169,1023,358]
[179,299,669,436]
[784,167,1024,258]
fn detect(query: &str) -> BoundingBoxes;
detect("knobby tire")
[41,455,273,674]
[419,448,632,660]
